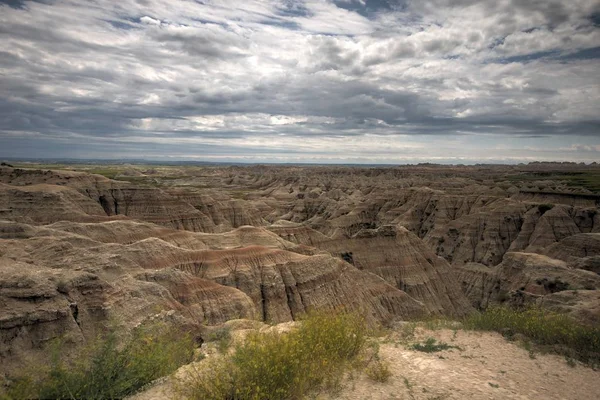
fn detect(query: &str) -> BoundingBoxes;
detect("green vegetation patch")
[365,360,393,383]
[506,171,600,193]
[180,311,368,400]
[4,322,195,399]
[410,337,459,353]
[558,172,600,193]
[206,325,233,354]
[86,168,121,179]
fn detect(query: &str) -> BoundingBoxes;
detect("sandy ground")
[327,328,600,400]
[129,327,600,400]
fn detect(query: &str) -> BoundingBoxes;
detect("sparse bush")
[4,321,195,399]
[398,322,417,342]
[410,337,459,353]
[178,358,236,400]
[464,306,600,367]
[365,360,392,383]
[181,310,367,400]
[206,325,232,354]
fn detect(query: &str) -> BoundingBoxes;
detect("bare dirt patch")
[328,328,600,400]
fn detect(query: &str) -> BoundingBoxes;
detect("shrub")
[181,310,367,400]
[5,321,195,399]
[410,337,458,353]
[365,360,392,383]
[206,325,233,354]
[463,306,600,366]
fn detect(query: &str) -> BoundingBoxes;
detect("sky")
[0,0,599,164]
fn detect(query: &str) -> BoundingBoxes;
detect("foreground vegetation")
[4,307,598,399]
[180,307,600,400]
[179,311,373,400]
[463,306,600,367]
[3,322,195,400]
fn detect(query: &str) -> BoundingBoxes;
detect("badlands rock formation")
[1,162,599,375]
[270,223,471,317]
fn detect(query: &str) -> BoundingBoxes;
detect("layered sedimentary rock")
[0,219,426,375]
[2,163,600,375]
[169,189,267,231]
[537,290,600,327]
[541,233,600,274]
[0,182,111,224]
[4,165,598,270]
[456,263,498,310]
[457,252,600,310]
[0,167,216,232]
[270,224,473,317]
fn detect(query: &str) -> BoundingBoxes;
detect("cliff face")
[0,167,275,233]
[541,233,600,273]
[457,252,600,324]
[0,182,111,224]
[270,224,473,317]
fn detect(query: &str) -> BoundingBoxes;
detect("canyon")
[1,162,599,378]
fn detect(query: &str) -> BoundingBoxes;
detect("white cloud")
[140,16,161,26]
[0,0,598,163]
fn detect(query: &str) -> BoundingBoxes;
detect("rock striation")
[2,163,600,375]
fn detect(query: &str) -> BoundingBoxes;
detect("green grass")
[463,306,600,367]
[180,311,368,400]
[3,321,195,399]
[85,168,120,179]
[506,171,600,193]
[365,360,392,383]
[559,173,600,193]
[10,163,71,170]
[205,325,233,354]
[410,337,459,353]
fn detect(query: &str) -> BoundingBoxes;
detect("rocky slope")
[0,218,427,375]
[1,162,599,377]
[270,224,471,317]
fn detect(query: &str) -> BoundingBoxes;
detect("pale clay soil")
[129,327,600,400]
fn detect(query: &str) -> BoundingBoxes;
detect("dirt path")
[129,326,600,400]
[327,328,600,400]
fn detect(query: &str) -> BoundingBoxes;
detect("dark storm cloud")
[0,0,599,162]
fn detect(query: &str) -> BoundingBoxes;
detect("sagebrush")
[180,310,368,400]
[4,321,195,399]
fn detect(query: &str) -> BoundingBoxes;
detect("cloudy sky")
[1,0,599,164]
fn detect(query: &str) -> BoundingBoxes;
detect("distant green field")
[11,162,72,171]
[507,171,600,193]
[559,173,600,193]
